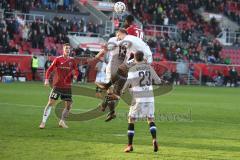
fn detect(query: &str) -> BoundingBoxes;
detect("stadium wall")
[0,55,98,82]
[0,54,239,82]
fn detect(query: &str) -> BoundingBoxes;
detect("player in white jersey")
[122,51,161,153]
[95,35,126,121]
[119,33,153,65]
[95,29,153,121]
[96,29,153,93]
[95,36,123,83]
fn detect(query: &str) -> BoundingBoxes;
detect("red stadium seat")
[30,48,41,55]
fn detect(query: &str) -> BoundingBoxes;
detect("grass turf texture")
[0,82,240,160]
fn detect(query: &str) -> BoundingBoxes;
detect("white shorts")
[105,65,111,83]
[95,72,107,83]
[105,59,122,83]
[128,102,154,118]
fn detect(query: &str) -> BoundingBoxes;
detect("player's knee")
[48,99,56,106]
[128,117,135,123]
[65,101,72,109]
[147,118,154,123]
[117,64,128,77]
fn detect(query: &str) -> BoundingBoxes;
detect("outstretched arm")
[95,44,108,60]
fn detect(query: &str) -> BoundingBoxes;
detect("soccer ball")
[113,2,126,14]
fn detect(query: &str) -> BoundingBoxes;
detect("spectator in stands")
[6,19,15,39]
[208,54,216,63]
[44,57,52,70]
[223,67,230,86]
[54,21,63,35]
[229,67,238,87]
[56,33,65,43]
[49,46,57,56]
[0,30,9,47]
[224,57,231,65]
[50,0,58,10]
[0,19,6,30]
[30,20,40,34]
[31,55,39,81]
[30,30,39,48]
[0,62,4,80]
[4,62,11,76]
[38,29,45,49]
[43,21,52,36]
[10,62,18,81]
[214,71,224,86]
[22,0,31,13]
[170,67,180,85]
[9,44,19,54]
[22,24,30,41]
[78,64,88,83]
[3,4,12,17]
[77,64,83,83]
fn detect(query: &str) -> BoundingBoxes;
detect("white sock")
[42,105,52,123]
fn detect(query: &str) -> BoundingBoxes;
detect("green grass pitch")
[0,82,240,160]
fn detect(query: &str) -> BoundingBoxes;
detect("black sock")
[127,123,134,145]
[106,81,112,88]
[96,86,102,93]
[149,122,157,139]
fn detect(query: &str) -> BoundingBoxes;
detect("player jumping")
[96,28,153,121]
[124,15,144,39]
[39,43,78,129]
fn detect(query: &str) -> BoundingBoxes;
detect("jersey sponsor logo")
[59,66,71,69]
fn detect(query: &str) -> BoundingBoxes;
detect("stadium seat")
[30,48,41,55]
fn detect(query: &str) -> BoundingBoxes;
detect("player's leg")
[147,102,158,152]
[147,118,158,152]
[59,100,72,128]
[39,89,59,129]
[96,63,128,91]
[105,99,119,122]
[59,89,72,128]
[105,64,129,121]
[95,86,102,98]
[124,117,135,152]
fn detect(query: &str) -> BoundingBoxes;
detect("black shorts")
[49,88,72,101]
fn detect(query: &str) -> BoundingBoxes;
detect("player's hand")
[44,79,49,86]
[73,75,78,80]
[102,43,108,52]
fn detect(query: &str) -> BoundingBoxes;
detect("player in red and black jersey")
[124,15,144,39]
[39,43,79,129]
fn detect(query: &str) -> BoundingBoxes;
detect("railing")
[0,9,3,19]
[217,31,240,46]
[68,31,101,37]
[144,24,179,38]
[4,12,45,23]
[105,20,114,35]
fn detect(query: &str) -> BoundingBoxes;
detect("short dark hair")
[125,15,134,23]
[118,28,128,34]
[63,43,70,47]
[134,51,144,62]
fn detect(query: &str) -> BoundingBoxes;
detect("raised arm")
[150,67,162,85]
